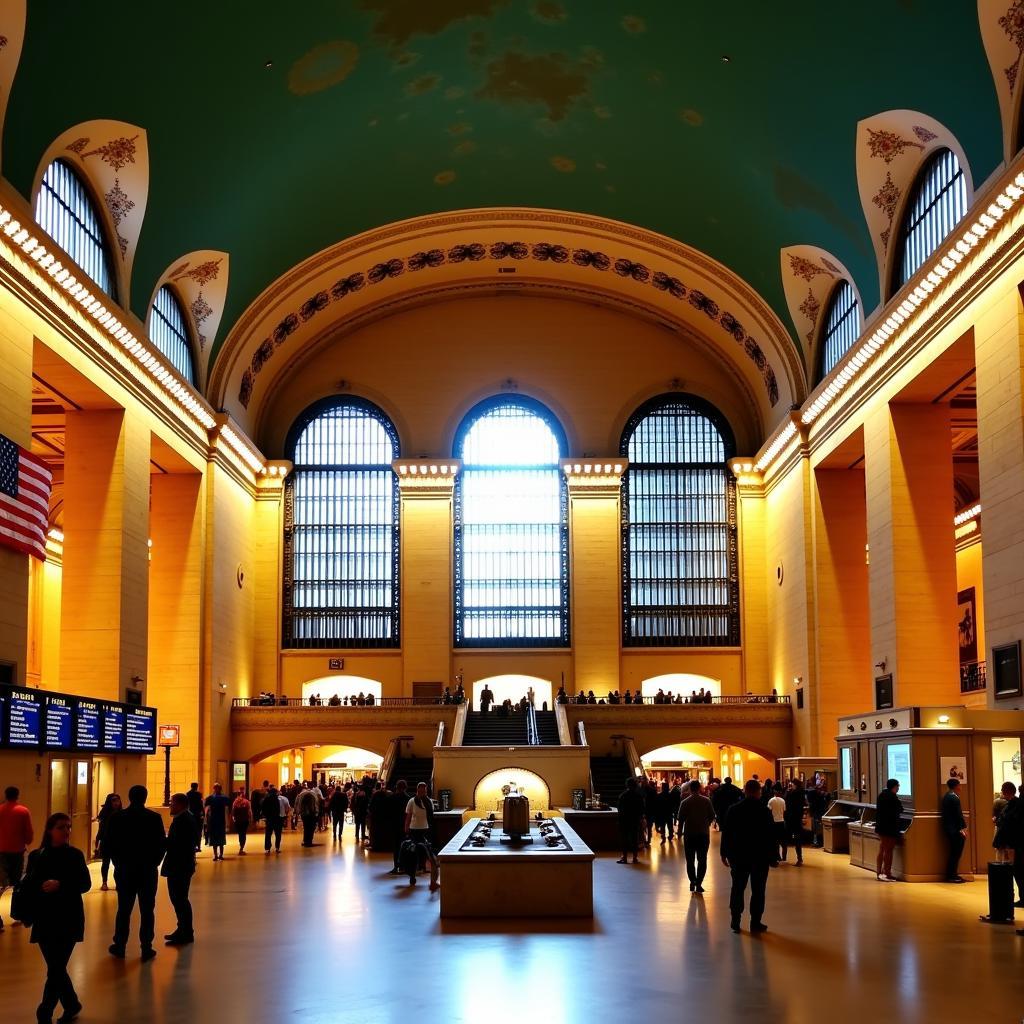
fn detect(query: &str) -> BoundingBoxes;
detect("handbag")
[10,854,37,926]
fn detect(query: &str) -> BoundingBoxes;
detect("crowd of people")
[555,686,783,705]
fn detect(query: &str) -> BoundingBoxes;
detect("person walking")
[186,783,204,852]
[767,785,788,861]
[677,780,715,892]
[480,684,494,713]
[941,778,968,883]
[389,780,409,874]
[0,784,34,931]
[162,793,198,946]
[875,778,903,881]
[721,780,779,933]
[783,778,807,866]
[403,782,439,890]
[104,784,167,961]
[24,812,91,1024]
[231,789,252,855]
[262,785,284,854]
[295,784,319,847]
[204,782,231,861]
[711,777,742,831]
[352,785,369,845]
[616,777,644,865]
[93,793,122,891]
[328,783,349,842]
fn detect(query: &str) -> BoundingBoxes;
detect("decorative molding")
[394,458,461,498]
[561,457,627,496]
[979,0,1024,158]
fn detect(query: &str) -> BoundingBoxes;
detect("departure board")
[75,698,101,751]
[8,689,42,747]
[44,694,74,750]
[101,703,125,752]
[125,706,156,754]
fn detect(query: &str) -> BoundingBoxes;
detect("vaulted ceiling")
[2,0,1005,367]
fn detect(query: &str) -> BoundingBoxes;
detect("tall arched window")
[148,285,195,384]
[620,394,739,647]
[819,280,861,379]
[282,398,400,648]
[454,396,569,647]
[893,148,967,293]
[35,159,116,299]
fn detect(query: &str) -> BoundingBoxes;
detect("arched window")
[454,396,569,647]
[893,148,967,293]
[819,280,861,379]
[34,159,116,299]
[282,398,400,649]
[620,394,739,647]
[148,286,195,384]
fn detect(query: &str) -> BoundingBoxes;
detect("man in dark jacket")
[711,777,742,827]
[616,778,644,864]
[784,779,808,866]
[105,784,167,960]
[262,785,284,853]
[721,780,778,933]
[186,782,204,851]
[874,778,903,881]
[678,780,716,892]
[389,780,409,873]
[941,778,968,882]
[162,793,198,945]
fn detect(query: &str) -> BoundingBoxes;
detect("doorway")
[49,757,95,855]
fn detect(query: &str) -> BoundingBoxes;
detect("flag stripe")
[0,435,53,562]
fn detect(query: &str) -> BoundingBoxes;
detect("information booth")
[833,706,1024,881]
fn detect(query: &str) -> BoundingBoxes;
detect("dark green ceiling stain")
[3,1,1003,370]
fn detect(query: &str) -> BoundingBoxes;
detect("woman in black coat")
[25,812,92,1023]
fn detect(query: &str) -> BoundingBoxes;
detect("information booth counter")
[835,706,1024,881]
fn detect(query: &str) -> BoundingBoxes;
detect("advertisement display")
[75,699,102,751]
[102,703,125,752]
[125,706,156,754]
[44,694,74,750]
[8,688,42,747]
[886,742,913,796]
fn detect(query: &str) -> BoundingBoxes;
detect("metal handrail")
[526,704,540,746]
[379,738,400,785]
[435,720,446,748]
[558,694,792,706]
[232,696,452,708]
[577,721,588,746]
[960,661,986,693]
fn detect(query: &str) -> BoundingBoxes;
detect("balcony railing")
[960,661,986,694]
[233,696,454,708]
[559,694,791,706]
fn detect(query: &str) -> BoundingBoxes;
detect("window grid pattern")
[454,400,569,647]
[148,286,195,384]
[621,397,739,647]
[895,148,967,291]
[282,401,399,649]
[35,159,115,298]
[820,281,861,378]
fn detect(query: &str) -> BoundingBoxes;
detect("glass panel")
[49,759,70,818]
[454,400,568,646]
[285,402,399,648]
[621,397,738,646]
[896,148,967,290]
[148,286,195,383]
[35,159,116,298]
[820,281,861,377]
[992,737,1022,793]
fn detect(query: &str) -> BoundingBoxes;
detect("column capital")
[560,457,628,496]
[393,458,461,497]
[729,457,764,497]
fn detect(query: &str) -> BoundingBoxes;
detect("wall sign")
[328,658,345,670]
[875,674,894,710]
[993,641,1022,699]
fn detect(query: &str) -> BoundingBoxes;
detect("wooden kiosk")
[833,706,1024,881]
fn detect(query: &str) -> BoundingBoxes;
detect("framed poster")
[571,787,587,810]
[940,757,967,786]
[993,641,1023,699]
[875,674,894,710]
[957,587,978,664]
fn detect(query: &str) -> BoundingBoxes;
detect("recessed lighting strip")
[219,423,265,476]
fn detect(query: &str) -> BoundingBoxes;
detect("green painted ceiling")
[4,0,1004,365]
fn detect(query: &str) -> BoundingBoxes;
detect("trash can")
[980,861,1016,924]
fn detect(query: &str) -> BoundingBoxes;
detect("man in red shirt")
[0,785,34,930]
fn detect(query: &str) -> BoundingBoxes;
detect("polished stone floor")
[1,828,1023,1023]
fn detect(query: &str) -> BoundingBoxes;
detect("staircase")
[462,710,528,745]
[390,756,433,794]
[534,710,560,745]
[590,755,629,805]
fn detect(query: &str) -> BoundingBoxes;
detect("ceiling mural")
[979,0,1024,157]
[0,1,1007,375]
[0,0,25,168]
[854,110,972,298]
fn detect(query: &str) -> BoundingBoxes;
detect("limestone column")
[812,467,872,749]
[865,403,959,706]
[146,473,203,797]
[252,464,289,698]
[60,409,151,702]
[0,303,33,685]
[975,285,1024,708]
[394,461,459,695]
[563,459,627,695]
[731,464,767,696]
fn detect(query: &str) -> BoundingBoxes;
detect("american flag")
[0,433,53,561]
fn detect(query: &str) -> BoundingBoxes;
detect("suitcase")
[398,839,419,877]
[981,860,1015,923]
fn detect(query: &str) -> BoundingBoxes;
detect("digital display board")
[125,706,156,754]
[75,699,101,751]
[8,688,42,747]
[44,694,73,750]
[102,703,125,752]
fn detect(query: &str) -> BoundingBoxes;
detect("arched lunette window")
[283,398,400,648]
[893,147,967,294]
[620,394,739,647]
[148,285,195,384]
[819,280,861,379]
[35,159,117,299]
[453,395,569,647]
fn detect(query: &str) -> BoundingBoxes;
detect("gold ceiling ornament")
[287,40,359,96]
